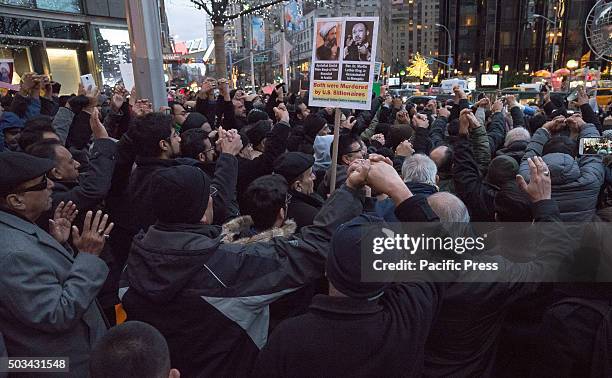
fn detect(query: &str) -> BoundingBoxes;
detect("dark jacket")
[394,195,575,377]
[286,190,324,231]
[253,283,443,378]
[128,153,239,235]
[318,164,348,197]
[496,139,528,164]
[452,136,497,222]
[532,284,612,378]
[519,125,604,222]
[120,186,363,377]
[37,138,118,231]
[487,112,507,156]
[195,96,220,127]
[66,111,92,150]
[237,121,291,203]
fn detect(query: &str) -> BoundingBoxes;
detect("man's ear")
[198,152,206,162]
[159,139,169,152]
[5,194,25,211]
[292,180,301,192]
[341,155,350,165]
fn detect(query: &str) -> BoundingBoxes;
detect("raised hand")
[71,210,114,256]
[49,201,78,244]
[346,159,370,190]
[437,107,450,119]
[111,85,127,111]
[412,113,429,129]
[371,133,385,146]
[516,156,551,203]
[491,100,504,113]
[273,103,290,123]
[542,116,566,134]
[217,127,243,155]
[89,107,109,139]
[575,86,589,107]
[365,156,413,204]
[395,140,414,157]
[476,97,491,108]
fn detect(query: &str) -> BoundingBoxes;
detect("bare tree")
[190,0,286,77]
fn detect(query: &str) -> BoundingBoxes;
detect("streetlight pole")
[249,15,256,92]
[533,13,557,73]
[436,23,452,78]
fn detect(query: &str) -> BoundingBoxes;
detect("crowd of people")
[1,71,612,377]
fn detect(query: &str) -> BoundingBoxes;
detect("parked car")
[407,95,436,107]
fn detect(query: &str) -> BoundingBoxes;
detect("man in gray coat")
[0,151,112,377]
[519,115,604,222]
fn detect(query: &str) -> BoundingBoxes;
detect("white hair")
[401,153,437,186]
[427,192,470,223]
[504,127,531,147]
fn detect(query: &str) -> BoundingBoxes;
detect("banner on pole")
[308,17,379,110]
[252,17,266,51]
[284,0,303,32]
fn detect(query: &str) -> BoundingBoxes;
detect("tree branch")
[190,0,214,18]
[225,0,287,21]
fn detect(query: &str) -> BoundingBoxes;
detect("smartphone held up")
[579,137,612,156]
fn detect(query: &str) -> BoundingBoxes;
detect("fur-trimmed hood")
[221,216,297,245]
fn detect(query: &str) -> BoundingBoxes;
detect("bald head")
[429,146,452,174]
[427,192,469,222]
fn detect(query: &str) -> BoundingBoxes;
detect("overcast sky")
[165,0,209,42]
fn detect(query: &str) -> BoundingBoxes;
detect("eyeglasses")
[16,174,49,193]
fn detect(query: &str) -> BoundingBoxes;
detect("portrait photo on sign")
[343,21,374,62]
[0,59,14,84]
[315,21,341,61]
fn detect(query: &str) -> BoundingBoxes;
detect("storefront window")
[0,16,42,37]
[47,47,80,94]
[36,0,81,13]
[42,21,87,40]
[0,0,81,13]
[93,27,131,87]
[0,0,34,7]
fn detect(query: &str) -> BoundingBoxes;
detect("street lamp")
[567,59,579,70]
[533,13,558,74]
[435,23,452,79]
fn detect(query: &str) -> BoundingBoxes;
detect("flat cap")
[0,151,54,195]
[273,152,315,184]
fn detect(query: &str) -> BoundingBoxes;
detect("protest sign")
[0,59,14,85]
[308,17,379,110]
[119,63,135,91]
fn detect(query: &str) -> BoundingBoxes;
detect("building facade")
[437,0,597,76]
[0,0,131,93]
[389,0,440,75]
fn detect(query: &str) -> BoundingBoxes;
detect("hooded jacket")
[119,186,363,377]
[519,125,604,222]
